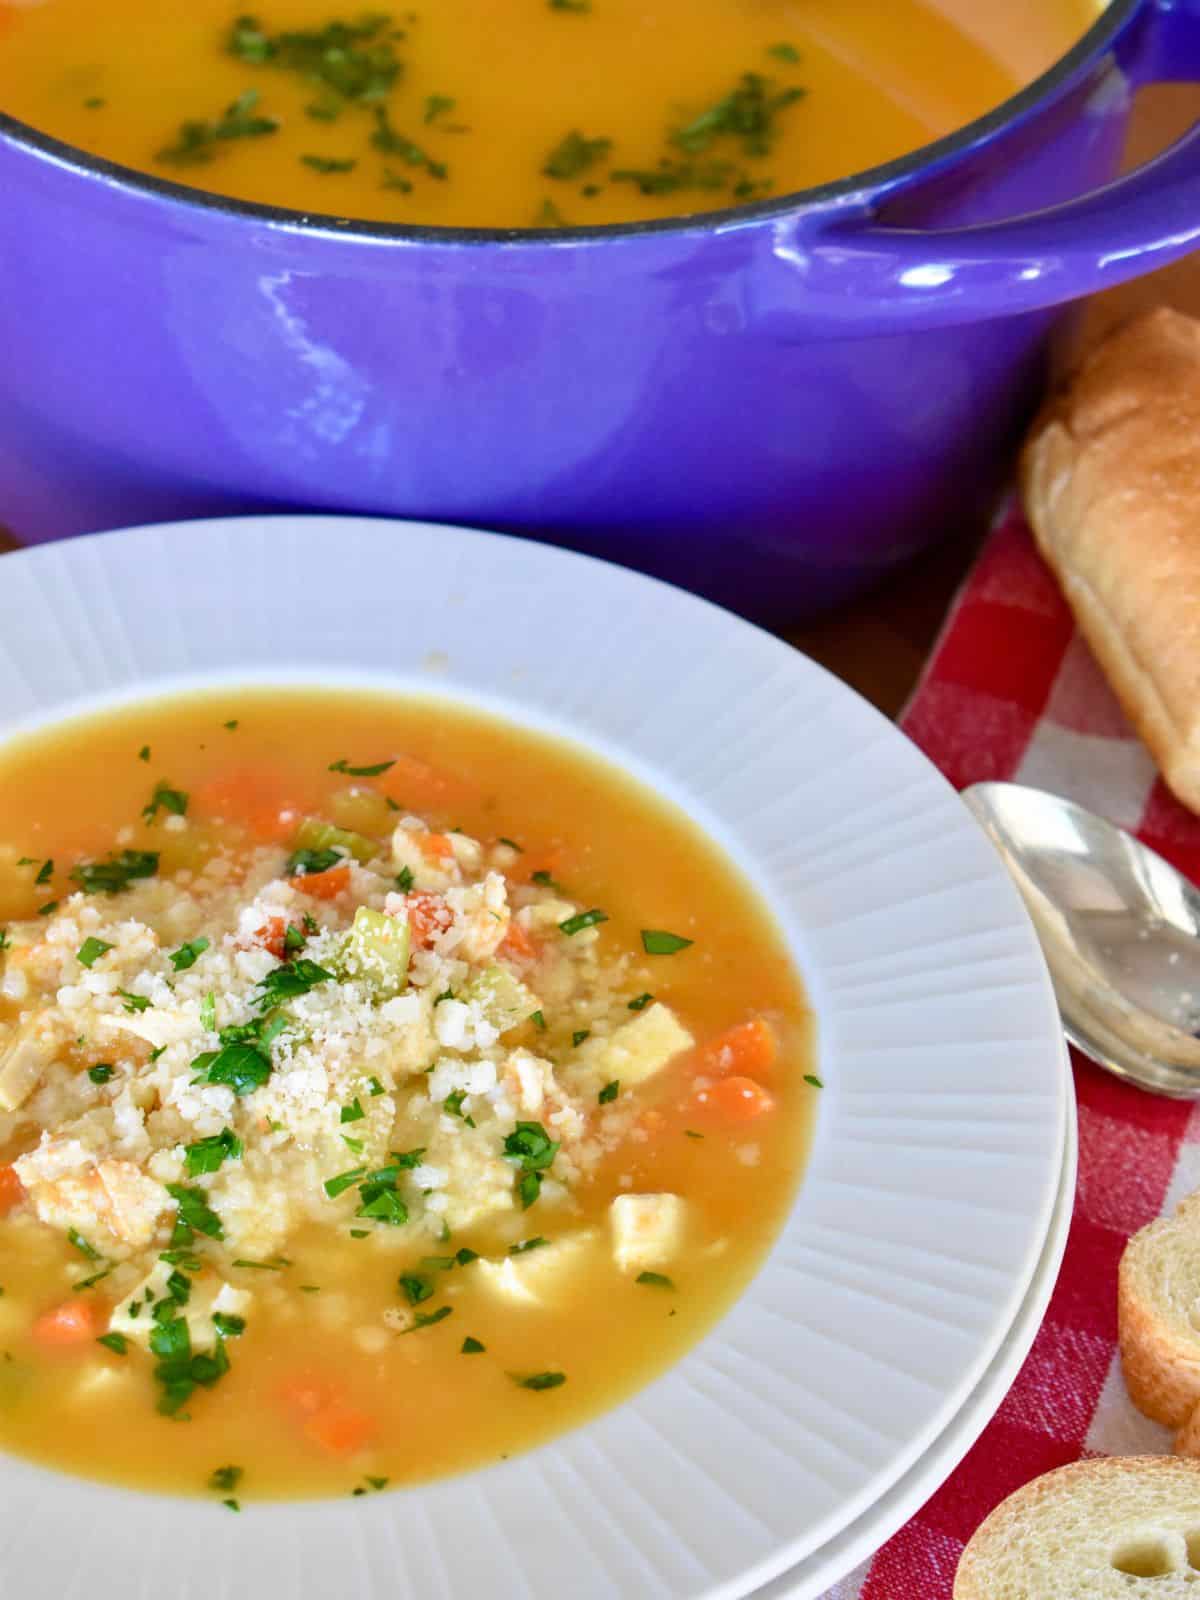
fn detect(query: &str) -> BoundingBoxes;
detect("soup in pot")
[0,0,1105,227]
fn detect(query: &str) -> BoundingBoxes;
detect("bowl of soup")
[0,0,1197,619]
[0,511,1069,1598]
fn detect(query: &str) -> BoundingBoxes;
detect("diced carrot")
[498,921,538,962]
[695,1018,777,1084]
[380,754,475,812]
[287,865,351,901]
[419,832,455,862]
[404,891,453,950]
[194,771,305,845]
[303,1405,375,1457]
[251,915,289,959]
[33,1297,107,1347]
[0,1164,24,1217]
[694,1076,776,1123]
[278,1372,343,1420]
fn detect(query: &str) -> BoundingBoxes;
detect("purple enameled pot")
[2,0,1200,620]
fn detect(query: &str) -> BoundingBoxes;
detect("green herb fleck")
[324,1167,367,1199]
[423,94,455,123]
[185,1129,243,1177]
[341,1098,365,1124]
[68,1228,101,1262]
[301,153,357,173]
[640,929,693,955]
[70,850,159,895]
[767,41,800,63]
[88,1063,115,1084]
[598,1079,619,1104]
[96,1332,128,1354]
[34,858,54,886]
[143,781,189,823]
[636,1270,675,1289]
[401,1305,452,1333]
[118,990,151,1014]
[543,130,611,180]
[461,1336,485,1353]
[559,908,608,937]
[804,1073,824,1089]
[399,1273,433,1306]
[77,937,114,969]
[509,1370,566,1390]
[170,937,211,972]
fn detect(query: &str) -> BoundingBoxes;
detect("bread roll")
[954,1456,1200,1598]
[1021,307,1200,813]
[1120,1190,1200,1450]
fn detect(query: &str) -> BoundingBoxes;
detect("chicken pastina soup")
[0,688,814,1504]
[0,1,1103,228]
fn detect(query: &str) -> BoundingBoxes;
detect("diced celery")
[464,965,539,1034]
[329,786,396,838]
[292,816,379,865]
[336,907,411,998]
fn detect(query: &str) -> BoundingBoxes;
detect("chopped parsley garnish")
[508,1236,547,1254]
[370,108,448,179]
[455,1247,479,1266]
[256,958,333,1004]
[77,937,114,969]
[641,929,693,955]
[635,1270,675,1289]
[73,1266,113,1291]
[167,1184,225,1240]
[529,1009,546,1029]
[355,1161,410,1225]
[157,89,280,167]
[37,902,58,917]
[118,990,151,1014]
[341,1134,364,1154]
[70,850,159,895]
[340,1098,365,1124]
[328,756,396,776]
[87,1063,115,1084]
[285,846,343,877]
[170,936,210,972]
[673,71,804,158]
[804,1073,824,1089]
[34,858,54,886]
[96,1332,128,1354]
[68,1228,101,1262]
[509,1370,566,1390]
[402,1305,452,1333]
[497,836,522,852]
[185,1128,243,1177]
[503,1121,559,1208]
[549,0,591,10]
[367,1076,386,1097]
[209,1464,242,1493]
[138,745,151,762]
[398,1273,433,1306]
[324,1167,367,1199]
[211,1312,246,1338]
[232,1257,289,1270]
[228,13,402,106]
[193,1040,272,1097]
[395,866,414,892]
[443,1089,475,1127]
[598,1079,619,1104]
[143,781,189,823]
[572,1030,591,1048]
[531,870,559,888]
[301,153,357,173]
[628,992,653,1010]
[543,130,611,180]
[684,1129,704,1140]
[0,929,9,955]
[767,41,800,63]
[222,1500,241,1513]
[224,720,239,731]
[200,992,217,1032]
[461,1336,485,1354]
[558,908,608,937]
[283,922,306,955]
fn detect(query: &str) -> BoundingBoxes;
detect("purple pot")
[2,0,1200,620]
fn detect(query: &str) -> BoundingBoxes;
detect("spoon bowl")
[963,781,1200,1098]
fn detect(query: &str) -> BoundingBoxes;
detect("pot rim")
[0,0,1136,247]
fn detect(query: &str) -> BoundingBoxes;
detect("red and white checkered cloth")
[818,503,1200,1600]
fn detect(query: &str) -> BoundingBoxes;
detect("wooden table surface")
[3,85,1199,718]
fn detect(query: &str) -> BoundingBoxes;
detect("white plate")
[758,1041,1077,1599]
[0,516,1067,1600]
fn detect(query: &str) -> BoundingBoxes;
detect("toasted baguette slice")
[954,1456,1200,1598]
[1021,307,1200,814]
[1120,1190,1200,1446]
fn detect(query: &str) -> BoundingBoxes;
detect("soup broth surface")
[0,689,813,1501]
[0,0,1104,227]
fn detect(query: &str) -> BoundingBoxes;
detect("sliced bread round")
[954,1456,1200,1599]
[1120,1191,1200,1438]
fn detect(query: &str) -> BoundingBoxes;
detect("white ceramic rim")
[758,1041,1077,1599]
[0,515,1068,1600]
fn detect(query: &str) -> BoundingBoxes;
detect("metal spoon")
[963,781,1200,1099]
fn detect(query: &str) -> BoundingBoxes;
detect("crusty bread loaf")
[1021,307,1200,814]
[953,1456,1200,1598]
[1120,1190,1200,1450]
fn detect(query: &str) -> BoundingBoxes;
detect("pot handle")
[768,10,1200,333]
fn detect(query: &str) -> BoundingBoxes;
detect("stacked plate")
[0,516,1073,1600]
